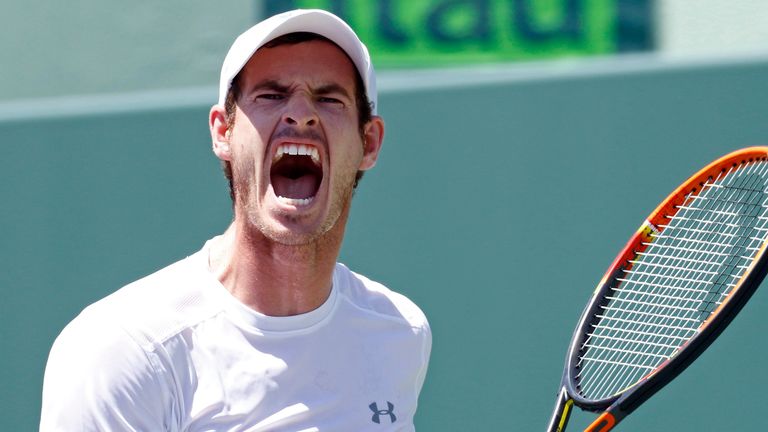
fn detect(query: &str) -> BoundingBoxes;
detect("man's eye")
[318,97,343,104]
[257,93,284,100]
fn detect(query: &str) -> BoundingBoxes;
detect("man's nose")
[282,94,318,127]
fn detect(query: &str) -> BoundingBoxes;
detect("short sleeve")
[415,322,432,396]
[40,309,176,432]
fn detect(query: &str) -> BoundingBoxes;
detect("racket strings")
[577,172,754,396]
[575,159,768,400]
[584,161,768,394]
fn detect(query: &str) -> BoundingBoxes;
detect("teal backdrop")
[3,58,768,430]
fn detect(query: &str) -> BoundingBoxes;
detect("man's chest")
[175,319,421,431]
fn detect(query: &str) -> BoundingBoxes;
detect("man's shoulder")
[333,263,429,332]
[74,251,223,345]
[40,257,204,431]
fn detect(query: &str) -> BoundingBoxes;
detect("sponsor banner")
[261,0,654,67]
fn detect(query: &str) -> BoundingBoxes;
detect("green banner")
[261,0,653,68]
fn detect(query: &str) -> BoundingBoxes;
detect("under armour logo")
[369,401,397,424]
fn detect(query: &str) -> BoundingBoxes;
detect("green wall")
[3,58,768,430]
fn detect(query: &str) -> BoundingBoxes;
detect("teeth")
[277,196,314,206]
[274,143,320,165]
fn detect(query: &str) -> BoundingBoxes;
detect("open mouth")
[270,143,323,206]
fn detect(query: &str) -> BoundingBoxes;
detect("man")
[40,9,431,431]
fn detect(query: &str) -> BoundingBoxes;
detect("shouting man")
[41,9,431,431]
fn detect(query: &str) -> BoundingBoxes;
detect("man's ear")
[210,105,232,161]
[359,116,385,171]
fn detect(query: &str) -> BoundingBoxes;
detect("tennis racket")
[547,147,768,432]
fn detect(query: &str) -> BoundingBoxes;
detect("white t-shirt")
[40,240,431,431]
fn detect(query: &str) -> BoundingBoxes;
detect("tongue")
[272,174,319,200]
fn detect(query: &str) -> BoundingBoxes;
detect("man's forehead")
[240,39,357,85]
[254,36,354,66]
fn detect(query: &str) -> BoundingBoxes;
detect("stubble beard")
[235,166,357,249]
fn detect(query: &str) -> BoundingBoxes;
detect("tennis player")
[40,9,431,431]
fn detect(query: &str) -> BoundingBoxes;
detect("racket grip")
[546,388,573,432]
[584,412,616,432]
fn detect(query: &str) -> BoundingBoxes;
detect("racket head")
[560,147,768,416]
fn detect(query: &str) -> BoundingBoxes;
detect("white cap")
[217,9,377,114]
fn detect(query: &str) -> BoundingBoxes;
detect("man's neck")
[208,216,345,317]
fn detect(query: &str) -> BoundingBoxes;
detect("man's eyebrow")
[245,79,352,100]
[247,79,289,93]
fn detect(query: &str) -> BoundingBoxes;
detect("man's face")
[216,39,382,245]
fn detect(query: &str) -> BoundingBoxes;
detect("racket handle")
[584,412,616,432]
[546,388,573,432]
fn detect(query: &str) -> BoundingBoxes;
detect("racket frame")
[548,147,768,432]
